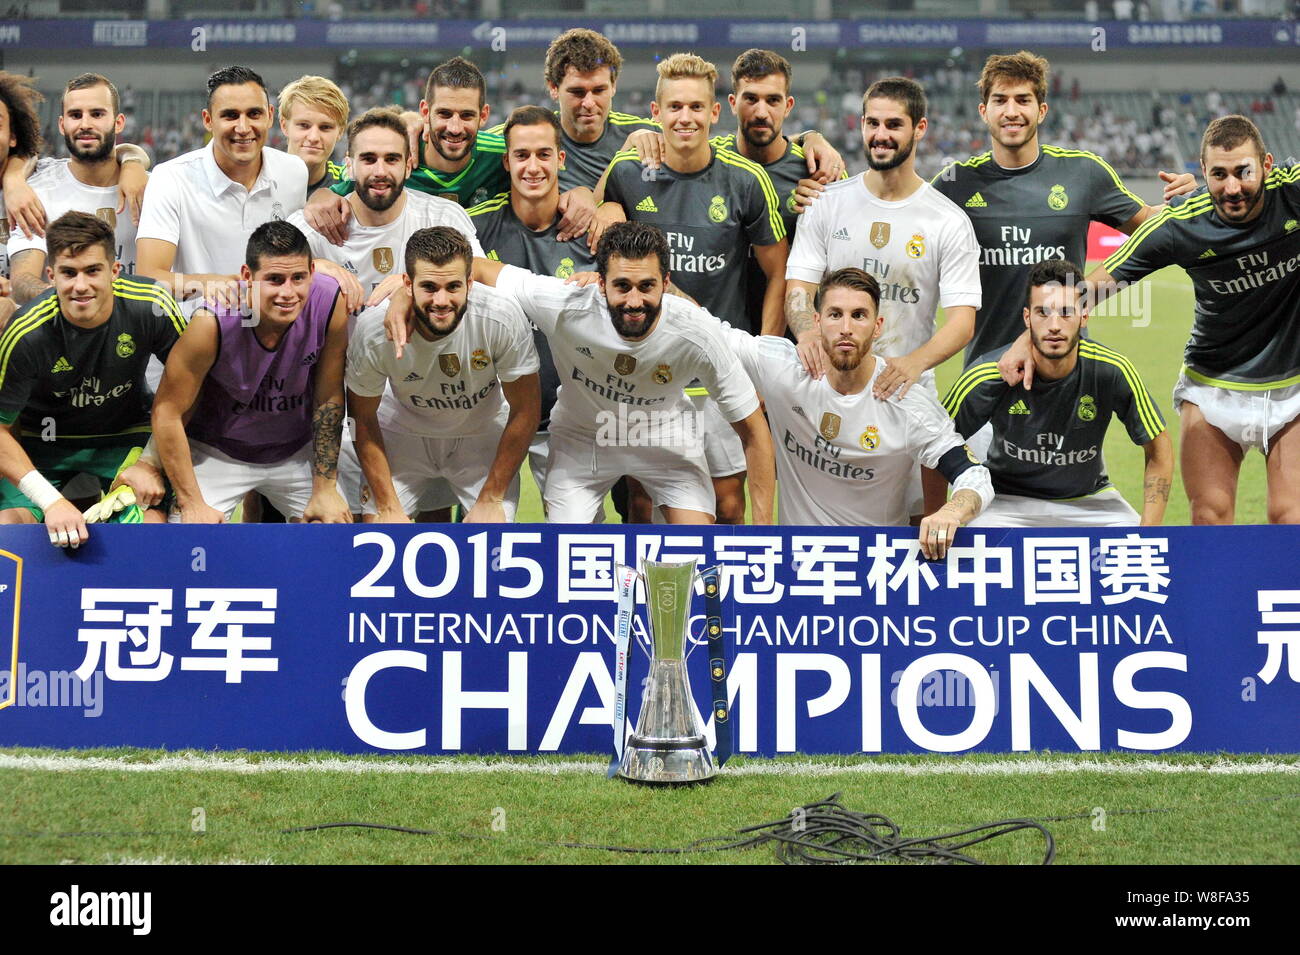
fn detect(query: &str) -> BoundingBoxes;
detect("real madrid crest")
[471,348,490,371]
[1048,184,1069,211]
[1077,394,1097,422]
[905,233,925,258]
[373,247,394,274]
[95,207,117,229]
[708,194,728,223]
[870,222,890,249]
[439,353,461,378]
[819,412,841,441]
[652,364,672,384]
[555,257,575,279]
[115,333,136,358]
[614,354,637,376]
[859,426,880,451]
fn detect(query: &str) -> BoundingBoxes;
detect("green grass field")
[2,749,1297,865]
[510,264,1271,525]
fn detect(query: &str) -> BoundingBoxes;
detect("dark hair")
[731,49,791,94]
[504,105,562,150]
[348,106,409,158]
[979,51,1049,107]
[595,221,670,278]
[206,65,268,110]
[1024,258,1084,306]
[246,220,312,273]
[1201,114,1267,166]
[863,77,927,126]
[425,56,486,110]
[816,267,880,312]
[64,73,119,117]
[404,226,473,278]
[0,71,43,158]
[545,28,623,88]
[46,211,116,267]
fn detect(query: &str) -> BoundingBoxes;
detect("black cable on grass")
[286,793,1057,865]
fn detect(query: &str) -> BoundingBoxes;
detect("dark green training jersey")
[468,193,597,431]
[307,160,347,198]
[933,145,1144,363]
[331,131,508,208]
[603,144,786,330]
[491,110,660,192]
[0,276,187,446]
[944,339,1165,500]
[1103,163,1300,389]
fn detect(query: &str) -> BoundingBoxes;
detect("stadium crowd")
[0,29,1295,552]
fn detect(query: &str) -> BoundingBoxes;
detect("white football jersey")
[495,264,759,441]
[9,159,138,273]
[786,177,981,363]
[725,329,967,525]
[346,281,538,438]
[290,189,484,295]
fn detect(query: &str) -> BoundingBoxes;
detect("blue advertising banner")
[0,18,1297,51]
[0,524,1296,757]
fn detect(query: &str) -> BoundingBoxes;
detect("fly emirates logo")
[666,231,726,274]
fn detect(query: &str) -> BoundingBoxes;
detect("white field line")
[1,753,1297,777]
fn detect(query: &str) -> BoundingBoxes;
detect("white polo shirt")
[9,159,139,274]
[289,189,484,295]
[137,142,307,276]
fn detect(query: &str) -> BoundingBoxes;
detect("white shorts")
[171,439,316,521]
[349,430,516,519]
[544,429,714,523]
[969,487,1140,527]
[1172,372,1300,454]
[691,392,746,479]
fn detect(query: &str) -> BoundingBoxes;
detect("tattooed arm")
[1140,431,1173,526]
[302,293,353,523]
[785,278,824,378]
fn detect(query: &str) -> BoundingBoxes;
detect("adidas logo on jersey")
[1008,399,1030,415]
[1198,248,1217,259]
[635,196,658,213]
[403,372,423,382]
[487,250,501,261]
[300,350,319,366]
[51,356,72,373]
[965,192,987,208]
[831,228,851,241]
[576,346,594,358]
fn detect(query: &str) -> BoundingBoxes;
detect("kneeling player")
[945,259,1172,526]
[0,212,182,546]
[152,221,352,523]
[720,267,989,556]
[346,227,539,522]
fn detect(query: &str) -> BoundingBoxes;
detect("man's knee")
[713,476,746,525]
[0,507,37,525]
[1188,492,1235,525]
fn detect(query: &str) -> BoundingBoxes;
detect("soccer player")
[346,227,539,523]
[136,66,314,309]
[482,221,776,524]
[0,212,185,546]
[599,53,787,524]
[289,107,484,308]
[932,51,1193,365]
[308,57,595,244]
[945,259,1171,527]
[0,71,46,327]
[9,74,141,305]
[720,267,990,555]
[469,106,598,500]
[278,75,349,196]
[1027,117,1299,525]
[151,220,350,524]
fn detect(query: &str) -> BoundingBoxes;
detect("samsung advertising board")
[0,525,1296,757]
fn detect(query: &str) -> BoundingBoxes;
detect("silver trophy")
[617,558,717,785]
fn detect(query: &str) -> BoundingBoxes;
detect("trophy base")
[617,735,717,785]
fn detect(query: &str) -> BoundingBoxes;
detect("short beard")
[431,129,475,163]
[414,299,468,338]
[1030,327,1080,359]
[357,178,403,213]
[609,300,660,339]
[64,131,115,164]
[864,136,915,172]
[1213,186,1264,222]
[825,338,867,372]
[740,121,778,150]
